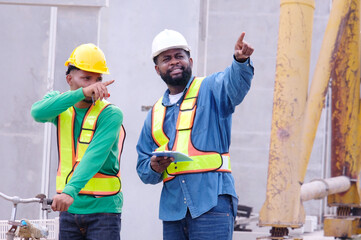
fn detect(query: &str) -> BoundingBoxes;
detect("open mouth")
[169,66,184,76]
[170,68,182,74]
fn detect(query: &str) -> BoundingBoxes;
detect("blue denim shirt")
[136,57,254,221]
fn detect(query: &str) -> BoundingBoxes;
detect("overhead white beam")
[0,0,108,7]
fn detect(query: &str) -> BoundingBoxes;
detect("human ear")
[66,74,72,86]
[155,65,161,76]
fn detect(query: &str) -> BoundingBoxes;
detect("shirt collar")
[161,76,195,106]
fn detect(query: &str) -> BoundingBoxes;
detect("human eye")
[162,56,170,63]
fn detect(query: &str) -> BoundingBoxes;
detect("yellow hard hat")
[65,43,110,74]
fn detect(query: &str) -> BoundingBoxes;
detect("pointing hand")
[234,32,254,62]
[83,80,114,101]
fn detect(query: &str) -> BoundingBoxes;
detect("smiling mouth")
[169,66,184,75]
[171,68,182,74]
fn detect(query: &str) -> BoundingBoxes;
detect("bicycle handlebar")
[0,191,53,238]
[0,192,52,205]
[0,192,41,204]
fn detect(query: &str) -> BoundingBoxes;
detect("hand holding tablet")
[151,151,193,162]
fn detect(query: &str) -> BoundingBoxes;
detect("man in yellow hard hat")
[31,43,125,240]
[136,29,254,239]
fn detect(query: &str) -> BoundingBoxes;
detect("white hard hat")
[151,29,191,59]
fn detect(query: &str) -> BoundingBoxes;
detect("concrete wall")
[0,0,332,239]
[0,3,50,221]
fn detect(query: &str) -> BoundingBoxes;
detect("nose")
[169,56,180,65]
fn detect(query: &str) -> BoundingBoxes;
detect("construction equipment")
[258,0,361,239]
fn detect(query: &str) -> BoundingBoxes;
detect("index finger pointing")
[238,32,246,43]
[104,79,115,86]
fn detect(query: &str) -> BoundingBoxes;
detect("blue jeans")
[163,195,234,240]
[59,211,121,240]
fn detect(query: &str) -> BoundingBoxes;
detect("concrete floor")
[233,230,334,240]
[232,217,336,240]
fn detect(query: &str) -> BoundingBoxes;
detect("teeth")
[171,68,182,73]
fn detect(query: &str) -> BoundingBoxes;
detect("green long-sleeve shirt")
[31,88,123,214]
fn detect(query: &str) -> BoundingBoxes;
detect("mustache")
[160,64,192,87]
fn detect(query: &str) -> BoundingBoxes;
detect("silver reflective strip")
[220,155,231,170]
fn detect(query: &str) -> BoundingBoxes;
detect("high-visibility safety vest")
[56,100,125,196]
[152,77,231,182]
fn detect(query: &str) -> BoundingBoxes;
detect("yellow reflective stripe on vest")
[167,153,222,174]
[176,77,203,130]
[173,126,190,154]
[152,97,169,151]
[76,179,121,195]
[65,171,121,196]
[151,77,232,182]
[56,100,122,196]
[77,101,110,161]
[56,107,75,191]
[162,154,231,182]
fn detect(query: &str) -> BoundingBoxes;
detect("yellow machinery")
[258,0,361,239]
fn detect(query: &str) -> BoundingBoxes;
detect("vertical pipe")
[259,0,315,228]
[298,0,356,182]
[320,84,331,224]
[197,0,209,76]
[40,6,57,220]
[328,0,360,206]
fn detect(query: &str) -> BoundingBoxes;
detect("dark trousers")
[163,195,234,240]
[59,211,121,240]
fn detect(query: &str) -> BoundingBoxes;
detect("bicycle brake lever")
[35,193,46,200]
[35,194,53,213]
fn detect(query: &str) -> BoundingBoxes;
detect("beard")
[159,65,192,87]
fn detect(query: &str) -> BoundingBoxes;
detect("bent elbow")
[30,106,45,122]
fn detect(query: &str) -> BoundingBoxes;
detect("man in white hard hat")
[31,43,125,240]
[136,29,254,239]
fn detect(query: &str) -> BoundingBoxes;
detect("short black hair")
[66,65,80,75]
[153,50,190,65]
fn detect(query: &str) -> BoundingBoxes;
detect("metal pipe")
[319,84,332,224]
[197,0,209,76]
[299,0,358,182]
[0,0,108,7]
[301,176,351,202]
[40,6,57,220]
[328,0,361,207]
[259,0,315,228]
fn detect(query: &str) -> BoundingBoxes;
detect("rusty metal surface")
[330,0,360,178]
[299,0,358,181]
[324,217,361,238]
[260,0,361,231]
[328,184,361,206]
[328,0,361,206]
